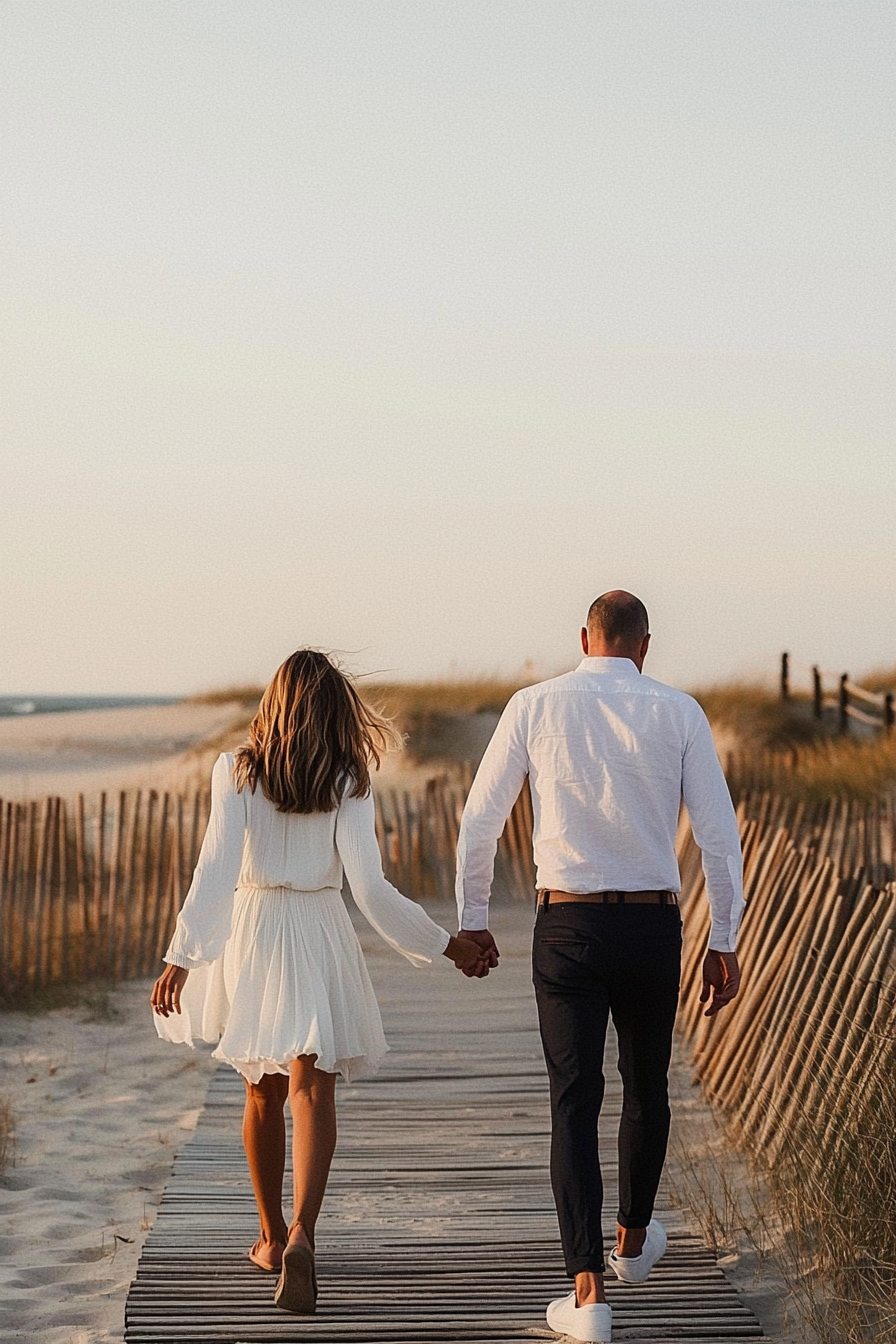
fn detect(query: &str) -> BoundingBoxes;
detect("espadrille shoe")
[248,1238,283,1272]
[274,1240,316,1314]
[608,1218,667,1284]
[546,1290,612,1342]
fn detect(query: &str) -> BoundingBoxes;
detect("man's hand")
[700,949,740,1017]
[443,935,489,974]
[151,964,189,1017]
[458,929,500,979]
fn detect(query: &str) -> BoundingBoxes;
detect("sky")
[1,1,894,696]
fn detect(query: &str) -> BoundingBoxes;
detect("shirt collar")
[575,656,641,676]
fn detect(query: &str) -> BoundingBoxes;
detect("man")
[456,591,743,1344]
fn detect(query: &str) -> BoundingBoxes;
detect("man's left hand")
[700,949,740,1017]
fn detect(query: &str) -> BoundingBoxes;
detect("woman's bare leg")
[287,1055,337,1251]
[243,1072,290,1267]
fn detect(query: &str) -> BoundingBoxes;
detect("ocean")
[0,695,180,720]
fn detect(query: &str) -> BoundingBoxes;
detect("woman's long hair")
[233,650,401,814]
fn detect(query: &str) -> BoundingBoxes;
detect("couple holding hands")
[151,591,743,1344]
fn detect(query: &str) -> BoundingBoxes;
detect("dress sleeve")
[335,790,450,968]
[164,753,248,968]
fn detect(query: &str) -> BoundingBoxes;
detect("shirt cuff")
[163,951,192,969]
[459,907,490,931]
[708,925,738,954]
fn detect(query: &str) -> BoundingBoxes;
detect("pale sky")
[2,2,894,695]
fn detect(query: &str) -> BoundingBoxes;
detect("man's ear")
[581,627,589,656]
[640,632,651,661]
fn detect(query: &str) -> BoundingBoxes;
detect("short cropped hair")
[586,591,649,645]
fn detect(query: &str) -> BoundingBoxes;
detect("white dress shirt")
[456,658,744,953]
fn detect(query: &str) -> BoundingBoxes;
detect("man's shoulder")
[509,671,579,707]
[637,675,703,710]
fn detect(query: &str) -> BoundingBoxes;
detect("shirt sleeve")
[336,790,450,967]
[681,709,745,953]
[455,694,530,931]
[164,753,247,968]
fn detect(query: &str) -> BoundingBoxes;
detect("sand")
[0,978,218,1344]
[0,701,251,802]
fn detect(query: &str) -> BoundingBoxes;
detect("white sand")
[0,702,251,801]
[0,978,218,1344]
[0,700,479,811]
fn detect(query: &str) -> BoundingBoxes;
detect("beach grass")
[185,686,264,707]
[858,663,896,694]
[690,681,822,747]
[0,979,120,1019]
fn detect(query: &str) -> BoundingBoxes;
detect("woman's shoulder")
[211,752,239,793]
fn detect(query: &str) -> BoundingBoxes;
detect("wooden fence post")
[886,693,895,735]
[839,673,849,734]
[780,652,790,701]
[813,666,823,720]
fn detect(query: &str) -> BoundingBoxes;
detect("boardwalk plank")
[126,905,762,1343]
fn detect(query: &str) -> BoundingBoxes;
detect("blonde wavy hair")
[233,650,401,814]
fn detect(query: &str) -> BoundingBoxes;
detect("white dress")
[154,753,450,1083]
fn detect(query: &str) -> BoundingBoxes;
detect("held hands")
[151,964,189,1017]
[443,935,489,975]
[445,928,500,979]
[700,949,741,1017]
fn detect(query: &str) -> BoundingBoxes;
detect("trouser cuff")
[566,1254,607,1276]
[617,1212,652,1230]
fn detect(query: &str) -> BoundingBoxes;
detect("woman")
[151,650,482,1314]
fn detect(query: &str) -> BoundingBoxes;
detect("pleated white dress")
[155,753,450,1083]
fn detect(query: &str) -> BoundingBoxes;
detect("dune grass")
[765,1040,896,1344]
[185,686,265,707]
[693,680,896,801]
[360,678,531,719]
[858,664,896,694]
[691,682,822,747]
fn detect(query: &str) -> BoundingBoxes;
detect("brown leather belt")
[538,889,678,907]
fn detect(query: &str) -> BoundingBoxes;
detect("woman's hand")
[443,935,488,975]
[151,964,189,1017]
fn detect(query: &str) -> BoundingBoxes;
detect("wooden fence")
[0,790,212,990]
[0,778,536,992]
[677,790,896,1172]
[781,651,895,733]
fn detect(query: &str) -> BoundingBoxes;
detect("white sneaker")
[607,1218,667,1283]
[546,1290,612,1342]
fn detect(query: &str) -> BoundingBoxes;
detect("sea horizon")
[0,695,181,720]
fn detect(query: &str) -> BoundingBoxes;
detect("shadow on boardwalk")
[125,904,762,1343]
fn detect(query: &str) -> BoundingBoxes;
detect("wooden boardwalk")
[126,905,762,1343]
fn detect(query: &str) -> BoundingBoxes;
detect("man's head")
[581,590,650,670]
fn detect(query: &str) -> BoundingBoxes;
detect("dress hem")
[211,1042,389,1085]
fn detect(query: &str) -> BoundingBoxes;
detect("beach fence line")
[718,767,896,887]
[0,777,536,993]
[0,790,213,990]
[676,788,896,1175]
[780,651,895,734]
